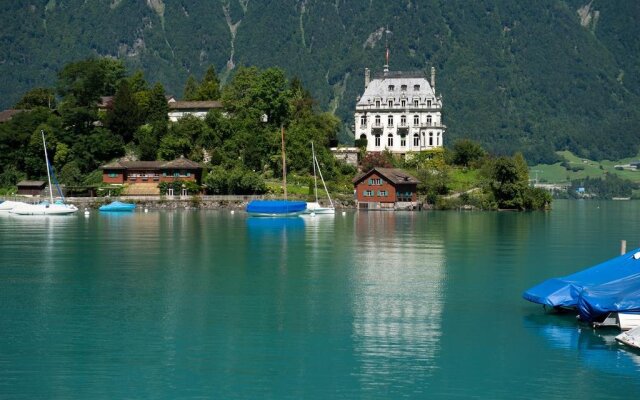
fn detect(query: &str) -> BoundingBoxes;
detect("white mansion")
[354,65,445,155]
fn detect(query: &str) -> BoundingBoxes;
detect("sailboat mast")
[311,141,319,202]
[41,130,54,203]
[315,153,334,208]
[281,125,287,200]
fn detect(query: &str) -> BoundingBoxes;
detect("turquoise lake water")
[1,200,640,398]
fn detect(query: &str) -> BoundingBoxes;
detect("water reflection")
[351,212,445,393]
[524,314,640,376]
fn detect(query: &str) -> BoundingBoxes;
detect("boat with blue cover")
[523,248,640,309]
[246,200,307,217]
[99,201,136,212]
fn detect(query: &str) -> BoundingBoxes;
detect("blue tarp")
[246,200,307,215]
[522,248,640,308]
[578,273,640,322]
[99,201,136,212]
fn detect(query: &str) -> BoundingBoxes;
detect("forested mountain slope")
[1,0,639,162]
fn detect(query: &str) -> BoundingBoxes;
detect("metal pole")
[41,130,54,203]
[281,125,287,200]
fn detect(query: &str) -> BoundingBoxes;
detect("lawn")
[530,151,640,184]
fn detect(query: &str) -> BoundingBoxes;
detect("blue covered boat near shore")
[99,201,136,212]
[246,200,307,217]
[523,248,640,309]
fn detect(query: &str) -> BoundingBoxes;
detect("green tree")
[196,65,221,100]
[106,79,142,142]
[14,88,56,109]
[183,75,199,101]
[451,139,486,168]
[57,57,125,107]
[134,124,159,161]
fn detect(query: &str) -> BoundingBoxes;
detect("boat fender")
[633,252,640,260]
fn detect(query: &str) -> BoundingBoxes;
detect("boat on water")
[99,201,136,212]
[0,200,28,212]
[577,272,640,323]
[305,141,335,215]
[246,126,307,217]
[593,312,640,330]
[522,248,640,309]
[616,326,640,350]
[10,131,77,216]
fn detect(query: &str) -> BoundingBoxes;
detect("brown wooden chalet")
[100,157,203,185]
[16,180,46,196]
[353,167,420,210]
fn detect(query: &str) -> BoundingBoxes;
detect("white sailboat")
[10,131,77,216]
[0,200,28,212]
[305,142,335,215]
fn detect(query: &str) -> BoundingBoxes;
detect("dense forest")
[0,1,639,163]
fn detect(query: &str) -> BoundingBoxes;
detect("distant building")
[100,157,203,185]
[0,109,24,123]
[354,58,445,156]
[353,167,420,210]
[167,100,222,122]
[330,147,359,167]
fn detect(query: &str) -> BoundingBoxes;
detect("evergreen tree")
[196,65,221,100]
[183,75,199,101]
[106,80,142,142]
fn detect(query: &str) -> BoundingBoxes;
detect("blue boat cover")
[99,201,136,211]
[246,200,307,214]
[522,248,640,308]
[577,273,640,322]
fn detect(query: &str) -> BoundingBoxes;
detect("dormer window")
[401,85,407,91]
[413,99,419,107]
[388,99,393,108]
[414,85,420,91]
[427,99,432,108]
[401,100,406,107]
[388,85,395,91]
[375,100,381,108]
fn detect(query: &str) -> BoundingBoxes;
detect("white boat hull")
[10,203,78,215]
[0,201,28,211]
[305,202,335,215]
[616,326,640,350]
[619,313,640,331]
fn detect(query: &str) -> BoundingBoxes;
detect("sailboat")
[305,141,335,214]
[246,126,307,217]
[10,131,78,215]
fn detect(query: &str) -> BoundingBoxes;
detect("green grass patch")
[530,150,640,184]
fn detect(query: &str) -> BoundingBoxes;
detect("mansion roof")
[357,71,435,107]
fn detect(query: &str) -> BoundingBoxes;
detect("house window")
[427,115,432,125]
[388,99,393,108]
[401,85,407,91]
[413,133,419,146]
[427,99,432,107]
[414,85,420,91]
[401,100,406,107]
[387,115,394,127]
[400,115,406,126]
[401,136,406,147]
[413,99,419,107]
[108,173,117,178]
[375,115,381,126]
[388,85,395,91]
[429,132,434,146]
[387,134,393,147]
[378,190,388,197]
[363,190,374,197]
[375,134,381,147]
[360,115,367,126]
[375,100,381,108]
[413,115,419,126]
[174,172,179,177]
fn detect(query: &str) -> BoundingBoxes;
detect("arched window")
[374,115,381,127]
[360,115,367,126]
[413,115,419,126]
[429,132,434,146]
[387,134,393,147]
[387,115,393,127]
[375,134,381,147]
[359,134,366,140]
[413,133,419,147]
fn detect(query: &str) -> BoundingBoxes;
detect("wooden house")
[353,168,420,210]
[100,157,202,185]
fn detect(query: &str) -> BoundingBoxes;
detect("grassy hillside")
[531,151,640,184]
[1,1,639,162]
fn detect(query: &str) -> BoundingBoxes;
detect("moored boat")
[616,326,640,350]
[246,200,307,217]
[10,200,78,215]
[99,201,136,212]
[0,200,28,212]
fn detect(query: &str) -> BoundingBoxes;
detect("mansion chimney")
[431,67,436,91]
[364,68,370,89]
